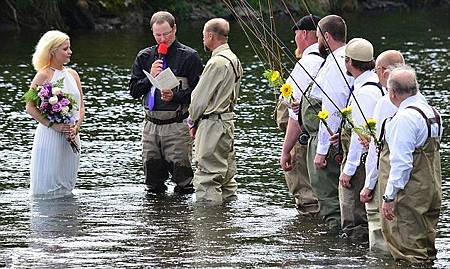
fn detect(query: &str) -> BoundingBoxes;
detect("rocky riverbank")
[0,0,448,31]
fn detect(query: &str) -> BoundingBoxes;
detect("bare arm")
[68,68,85,133]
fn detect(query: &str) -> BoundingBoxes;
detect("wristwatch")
[382,195,395,203]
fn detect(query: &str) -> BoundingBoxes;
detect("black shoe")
[145,184,167,194]
[174,184,195,194]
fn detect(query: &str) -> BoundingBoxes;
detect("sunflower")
[270,70,280,82]
[317,110,329,120]
[279,83,293,99]
[364,118,377,129]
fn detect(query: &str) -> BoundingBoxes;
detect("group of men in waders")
[279,14,442,264]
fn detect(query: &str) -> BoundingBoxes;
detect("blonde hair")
[32,30,69,71]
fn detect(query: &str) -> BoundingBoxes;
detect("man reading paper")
[128,11,203,194]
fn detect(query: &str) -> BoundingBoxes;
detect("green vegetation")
[0,0,447,31]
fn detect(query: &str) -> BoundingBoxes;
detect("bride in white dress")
[26,30,85,199]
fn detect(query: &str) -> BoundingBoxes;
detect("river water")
[0,8,449,268]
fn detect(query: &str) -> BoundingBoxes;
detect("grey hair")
[387,65,419,95]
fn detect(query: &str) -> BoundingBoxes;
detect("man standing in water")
[380,66,442,263]
[188,18,243,204]
[128,11,203,194]
[280,15,323,215]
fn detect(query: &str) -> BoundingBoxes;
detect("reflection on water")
[0,7,449,268]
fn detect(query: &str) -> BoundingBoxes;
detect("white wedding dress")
[30,68,81,199]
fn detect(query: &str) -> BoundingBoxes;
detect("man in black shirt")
[128,11,203,194]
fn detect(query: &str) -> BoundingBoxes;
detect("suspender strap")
[376,116,391,169]
[217,54,240,83]
[406,106,432,139]
[431,106,441,136]
[361,81,384,96]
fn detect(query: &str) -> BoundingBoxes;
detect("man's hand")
[359,137,370,150]
[329,133,340,148]
[314,153,327,169]
[291,101,300,115]
[382,201,395,221]
[161,89,173,102]
[360,187,373,203]
[189,127,197,138]
[150,59,163,77]
[280,152,293,172]
[339,172,352,188]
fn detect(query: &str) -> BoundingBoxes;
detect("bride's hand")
[69,125,80,140]
[51,123,71,134]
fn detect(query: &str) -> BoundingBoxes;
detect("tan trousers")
[284,143,319,215]
[193,115,237,204]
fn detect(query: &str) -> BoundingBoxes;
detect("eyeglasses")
[153,29,173,38]
[375,66,387,72]
[345,56,350,62]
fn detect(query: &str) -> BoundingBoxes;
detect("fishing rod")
[230,0,345,118]
[301,0,376,138]
[223,0,336,135]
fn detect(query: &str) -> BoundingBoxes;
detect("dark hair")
[351,59,375,72]
[318,15,347,43]
[150,11,175,28]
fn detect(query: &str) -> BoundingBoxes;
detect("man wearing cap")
[339,38,383,241]
[280,15,323,215]
[379,66,442,263]
[301,15,353,232]
[129,11,203,194]
[359,50,405,251]
[189,18,243,204]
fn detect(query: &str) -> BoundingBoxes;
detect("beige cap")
[345,38,374,62]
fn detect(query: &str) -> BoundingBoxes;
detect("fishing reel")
[298,130,310,145]
[333,151,343,165]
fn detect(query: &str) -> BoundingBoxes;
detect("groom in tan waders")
[188,18,243,204]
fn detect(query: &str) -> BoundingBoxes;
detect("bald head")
[376,50,405,70]
[387,65,419,96]
[375,50,405,87]
[204,18,229,42]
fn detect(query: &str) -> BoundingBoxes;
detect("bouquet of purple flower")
[23,78,80,153]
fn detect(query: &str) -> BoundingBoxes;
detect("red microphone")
[157,43,168,60]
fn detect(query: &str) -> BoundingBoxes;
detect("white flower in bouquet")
[48,96,58,105]
[52,87,63,95]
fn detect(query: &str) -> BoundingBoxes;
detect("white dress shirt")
[364,94,398,190]
[310,46,354,155]
[343,71,384,176]
[287,43,324,119]
[383,94,443,199]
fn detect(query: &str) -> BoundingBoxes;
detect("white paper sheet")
[143,68,180,90]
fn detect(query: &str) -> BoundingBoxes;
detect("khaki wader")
[277,99,319,215]
[339,128,368,240]
[301,93,341,230]
[194,112,237,203]
[366,181,388,252]
[378,107,441,263]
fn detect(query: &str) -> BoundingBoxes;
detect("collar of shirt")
[212,43,230,57]
[303,42,319,56]
[398,93,426,109]
[353,70,379,90]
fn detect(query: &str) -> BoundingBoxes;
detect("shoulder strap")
[308,51,325,59]
[217,54,240,83]
[406,106,431,138]
[407,105,441,139]
[376,116,393,169]
[362,81,384,96]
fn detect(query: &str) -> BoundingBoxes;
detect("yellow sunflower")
[364,118,377,129]
[317,110,329,120]
[279,83,293,98]
[270,70,280,82]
